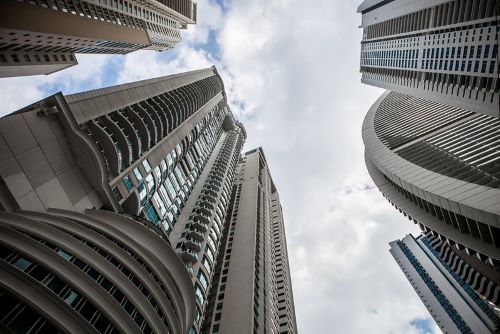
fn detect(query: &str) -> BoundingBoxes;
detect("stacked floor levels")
[0,68,298,334]
[358,0,500,322]
[390,234,499,333]
[0,0,197,77]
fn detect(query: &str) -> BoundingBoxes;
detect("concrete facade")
[0,67,298,334]
[390,234,499,333]
[358,0,499,118]
[0,67,241,334]
[0,0,197,77]
[0,208,195,334]
[362,91,500,306]
[200,148,297,334]
[359,0,500,314]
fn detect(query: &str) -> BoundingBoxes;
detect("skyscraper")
[201,148,297,334]
[358,0,499,118]
[0,68,297,333]
[0,209,196,334]
[358,0,500,314]
[0,0,197,77]
[390,233,499,333]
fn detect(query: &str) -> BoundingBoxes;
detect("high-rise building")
[390,233,500,333]
[200,148,297,334]
[358,0,499,118]
[0,209,195,334]
[358,0,500,314]
[0,0,197,77]
[0,68,297,333]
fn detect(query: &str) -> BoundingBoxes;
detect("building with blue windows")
[0,67,296,334]
[359,0,500,317]
[390,234,499,333]
[358,0,499,118]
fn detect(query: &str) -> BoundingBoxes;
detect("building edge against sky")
[390,233,500,334]
[200,148,297,334]
[0,0,197,77]
[0,67,297,334]
[358,0,500,326]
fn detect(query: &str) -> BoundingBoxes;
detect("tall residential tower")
[0,0,197,77]
[201,148,297,334]
[358,0,500,321]
[0,68,297,333]
[358,0,499,117]
[390,233,499,333]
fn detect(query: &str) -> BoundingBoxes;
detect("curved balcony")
[150,96,170,138]
[101,116,132,167]
[192,213,210,226]
[197,200,214,211]
[140,100,163,141]
[184,238,202,252]
[202,188,218,198]
[191,219,208,232]
[134,104,157,146]
[124,107,150,152]
[113,112,141,161]
[188,229,205,241]
[179,248,199,263]
[88,122,120,176]
[200,195,216,205]
[194,206,212,217]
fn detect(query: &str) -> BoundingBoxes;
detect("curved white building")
[362,90,500,304]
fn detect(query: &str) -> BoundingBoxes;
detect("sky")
[0,0,441,333]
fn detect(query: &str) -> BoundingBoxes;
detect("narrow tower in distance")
[0,0,197,77]
[390,234,499,333]
[201,147,298,334]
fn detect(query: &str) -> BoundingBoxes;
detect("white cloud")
[0,53,114,116]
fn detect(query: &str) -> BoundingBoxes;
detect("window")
[13,257,31,271]
[142,159,152,173]
[123,175,134,191]
[194,285,205,304]
[133,167,143,181]
[112,187,123,201]
[198,270,208,290]
[202,256,212,274]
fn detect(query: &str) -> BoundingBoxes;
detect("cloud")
[0,53,115,115]
[410,318,442,334]
[0,0,440,332]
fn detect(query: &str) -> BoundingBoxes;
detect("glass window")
[138,183,147,205]
[153,193,167,216]
[197,270,208,290]
[123,175,134,191]
[57,249,73,261]
[13,257,32,271]
[205,246,214,263]
[203,256,212,274]
[64,290,80,306]
[145,174,155,194]
[154,166,161,181]
[194,285,204,304]
[165,178,176,199]
[143,201,159,225]
[142,159,151,173]
[133,167,143,181]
